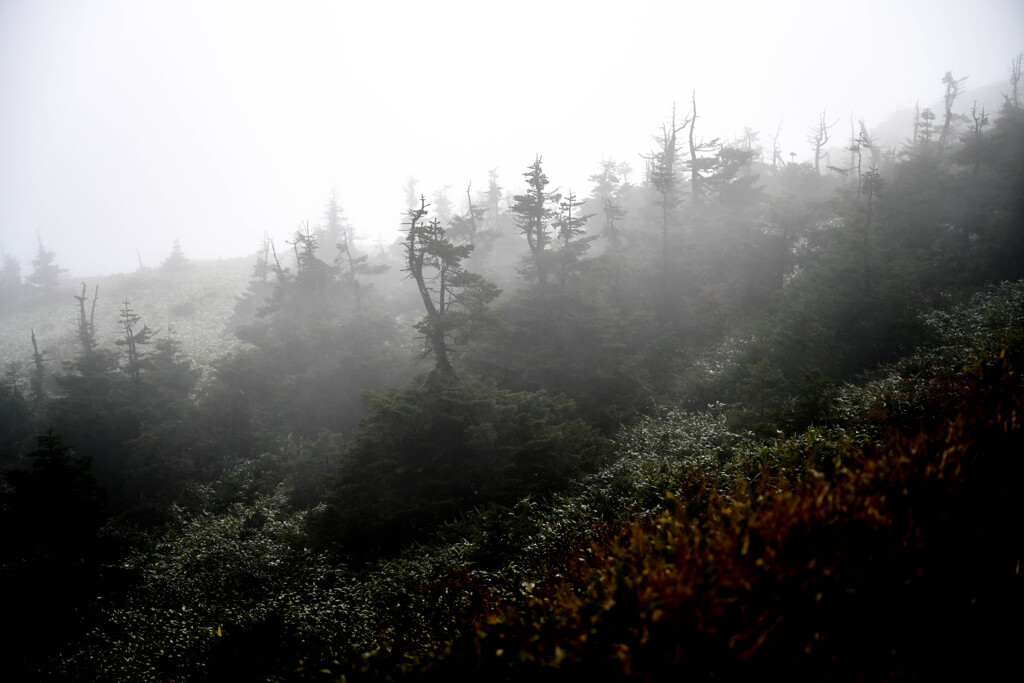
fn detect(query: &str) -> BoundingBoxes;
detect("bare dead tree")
[642,103,690,245]
[73,283,99,351]
[1005,52,1022,109]
[770,117,784,170]
[843,118,878,198]
[687,91,721,201]
[859,120,880,169]
[29,328,49,406]
[938,71,969,149]
[807,110,838,175]
[968,101,989,177]
[913,102,920,146]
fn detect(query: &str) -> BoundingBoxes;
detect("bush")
[308,375,607,560]
[428,362,1024,680]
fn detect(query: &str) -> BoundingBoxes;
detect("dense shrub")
[308,376,607,560]
[426,362,1023,680]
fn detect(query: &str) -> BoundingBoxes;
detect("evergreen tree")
[115,298,155,391]
[229,235,275,334]
[336,230,388,312]
[25,237,65,293]
[0,365,32,467]
[552,189,597,283]
[160,239,190,271]
[509,156,560,285]
[208,221,411,453]
[0,251,23,311]
[318,188,350,261]
[404,196,499,381]
[1,429,110,678]
[308,377,605,559]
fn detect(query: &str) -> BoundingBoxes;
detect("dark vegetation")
[1,63,1022,680]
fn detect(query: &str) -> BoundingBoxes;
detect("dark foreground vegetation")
[1,62,1023,680]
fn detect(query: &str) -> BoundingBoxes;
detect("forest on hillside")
[1,59,1023,680]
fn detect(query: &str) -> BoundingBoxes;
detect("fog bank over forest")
[2,0,1024,677]
[1,0,1022,277]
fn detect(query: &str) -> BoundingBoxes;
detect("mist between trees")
[0,56,1023,681]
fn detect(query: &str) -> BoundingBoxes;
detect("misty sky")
[1,0,1022,277]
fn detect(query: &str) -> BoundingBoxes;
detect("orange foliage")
[427,365,1023,680]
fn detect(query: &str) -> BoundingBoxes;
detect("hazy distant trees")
[644,105,687,229]
[1007,53,1022,109]
[26,237,65,293]
[160,239,190,271]
[318,188,350,260]
[116,298,154,391]
[552,190,596,284]
[685,92,722,202]
[73,283,99,352]
[466,159,649,432]
[914,104,937,145]
[228,235,275,333]
[962,101,990,177]
[214,219,410,454]
[336,229,387,311]
[445,182,487,247]
[807,110,837,175]
[0,251,23,310]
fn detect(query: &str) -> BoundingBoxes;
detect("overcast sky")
[1,0,1022,277]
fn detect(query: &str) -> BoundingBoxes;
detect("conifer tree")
[26,237,65,293]
[552,189,596,283]
[0,251,22,310]
[509,156,560,285]
[404,196,499,381]
[160,239,189,271]
[115,298,155,391]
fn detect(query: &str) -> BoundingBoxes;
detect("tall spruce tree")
[510,156,560,285]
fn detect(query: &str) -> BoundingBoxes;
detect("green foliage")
[34,280,1024,682]
[204,307,410,456]
[0,369,33,466]
[404,197,500,380]
[55,489,330,680]
[1,429,108,564]
[215,227,412,454]
[427,362,1024,681]
[309,375,606,559]
[5,64,1024,683]
[468,283,652,434]
[510,156,561,285]
[1,430,112,678]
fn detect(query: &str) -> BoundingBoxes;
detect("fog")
[1,0,1021,277]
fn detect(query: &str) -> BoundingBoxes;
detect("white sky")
[1,0,1022,277]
